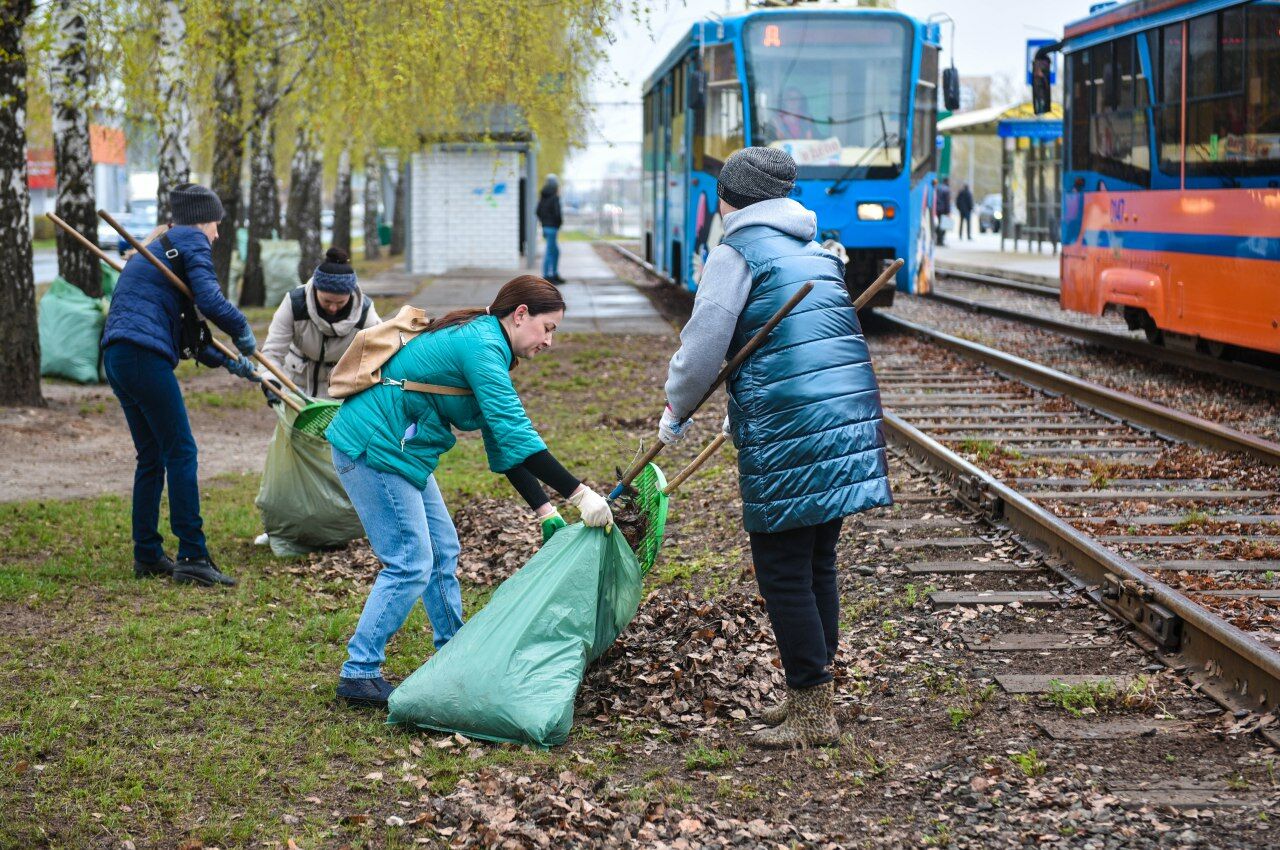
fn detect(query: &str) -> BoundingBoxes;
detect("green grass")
[1008,748,1047,778]
[683,741,742,771]
[1171,510,1211,532]
[1044,676,1153,717]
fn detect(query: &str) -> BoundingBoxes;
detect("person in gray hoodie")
[658,147,892,748]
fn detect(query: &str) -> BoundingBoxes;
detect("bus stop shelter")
[939,102,1063,254]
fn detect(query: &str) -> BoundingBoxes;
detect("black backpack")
[158,233,213,361]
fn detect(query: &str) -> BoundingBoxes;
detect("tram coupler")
[1101,574,1181,650]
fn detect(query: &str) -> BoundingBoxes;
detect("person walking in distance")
[100,183,259,587]
[656,147,893,747]
[934,177,952,246]
[955,182,974,241]
[536,175,564,284]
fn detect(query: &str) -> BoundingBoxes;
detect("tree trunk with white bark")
[363,153,381,260]
[51,0,99,297]
[332,145,352,252]
[285,126,323,284]
[240,56,278,308]
[154,0,189,223]
[0,1,42,406]
[210,13,246,293]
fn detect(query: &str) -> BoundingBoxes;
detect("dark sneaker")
[173,557,237,587]
[134,553,175,579]
[337,676,396,707]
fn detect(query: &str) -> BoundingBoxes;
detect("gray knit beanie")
[716,147,796,209]
[169,182,225,225]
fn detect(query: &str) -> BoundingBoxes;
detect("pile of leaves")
[610,489,650,554]
[451,498,541,586]
[579,587,787,732]
[298,540,382,587]
[416,767,831,849]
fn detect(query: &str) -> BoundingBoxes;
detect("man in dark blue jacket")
[101,182,259,587]
[657,147,893,747]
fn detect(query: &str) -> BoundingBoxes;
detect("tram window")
[695,43,744,174]
[1073,35,1150,186]
[1152,25,1184,173]
[1068,50,1091,172]
[911,44,939,180]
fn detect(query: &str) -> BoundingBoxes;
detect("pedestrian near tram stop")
[260,247,380,401]
[100,182,259,588]
[657,147,893,747]
[325,275,614,707]
[955,183,974,241]
[536,175,564,283]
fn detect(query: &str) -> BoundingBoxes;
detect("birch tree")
[0,0,42,407]
[154,0,189,222]
[331,144,352,251]
[240,52,278,308]
[389,154,405,257]
[362,152,380,261]
[50,0,99,297]
[209,9,246,293]
[285,125,322,285]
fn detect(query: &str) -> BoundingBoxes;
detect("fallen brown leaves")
[451,498,541,586]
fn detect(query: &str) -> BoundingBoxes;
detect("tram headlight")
[857,203,890,221]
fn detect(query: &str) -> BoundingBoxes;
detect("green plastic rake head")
[291,399,341,437]
[629,463,669,576]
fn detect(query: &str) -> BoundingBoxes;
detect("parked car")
[978,193,1002,233]
[97,211,156,252]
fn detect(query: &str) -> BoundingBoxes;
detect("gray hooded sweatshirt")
[664,197,822,416]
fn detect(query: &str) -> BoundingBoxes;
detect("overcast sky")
[565,0,1095,182]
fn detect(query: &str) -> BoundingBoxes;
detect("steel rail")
[602,242,676,287]
[883,410,1280,729]
[935,265,1059,298]
[874,313,1280,467]
[925,289,1280,394]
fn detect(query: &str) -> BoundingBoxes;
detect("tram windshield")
[744,16,912,178]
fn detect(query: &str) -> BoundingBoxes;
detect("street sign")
[1026,38,1058,86]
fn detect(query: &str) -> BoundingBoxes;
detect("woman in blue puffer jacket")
[100,182,259,589]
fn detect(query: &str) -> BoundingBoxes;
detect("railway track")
[929,271,1280,394]
[607,243,1280,753]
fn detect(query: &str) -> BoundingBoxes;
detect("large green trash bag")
[255,403,364,556]
[261,239,302,306]
[387,523,643,747]
[38,275,109,384]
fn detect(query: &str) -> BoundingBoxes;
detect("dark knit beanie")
[716,147,797,209]
[169,182,225,225]
[312,247,358,294]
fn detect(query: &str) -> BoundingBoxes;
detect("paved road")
[406,241,671,335]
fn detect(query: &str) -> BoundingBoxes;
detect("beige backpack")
[328,305,473,399]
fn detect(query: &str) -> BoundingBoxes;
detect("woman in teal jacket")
[326,275,613,707]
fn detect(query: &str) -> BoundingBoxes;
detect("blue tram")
[641,6,948,303]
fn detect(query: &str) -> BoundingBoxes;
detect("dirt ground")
[0,368,276,503]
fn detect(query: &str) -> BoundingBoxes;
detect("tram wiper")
[827,111,897,195]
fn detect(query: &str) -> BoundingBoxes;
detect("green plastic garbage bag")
[255,403,364,556]
[387,524,643,747]
[38,275,110,384]
[261,239,302,306]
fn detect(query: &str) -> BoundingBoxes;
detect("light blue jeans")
[542,226,560,278]
[332,447,464,679]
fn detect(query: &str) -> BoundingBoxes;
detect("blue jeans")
[103,342,207,562]
[332,447,464,678]
[542,226,560,278]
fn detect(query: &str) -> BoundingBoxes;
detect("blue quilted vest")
[721,224,893,533]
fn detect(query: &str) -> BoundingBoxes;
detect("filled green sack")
[38,275,109,384]
[387,524,643,747]
[255,403,364,556]
[261,239,302,306]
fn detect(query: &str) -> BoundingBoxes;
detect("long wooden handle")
[662,433,727,496]
[853,259,903,310]
[613,280,815,494]
[96,209,313,403]
[49,212,124,273]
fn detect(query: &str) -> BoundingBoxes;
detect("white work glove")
[658,405,693,445]
[568,485,614,529]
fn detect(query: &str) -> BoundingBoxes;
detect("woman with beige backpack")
[324,275,614,707]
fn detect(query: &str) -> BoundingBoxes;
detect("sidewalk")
[399,240,670,335]
[936,231,1060,287]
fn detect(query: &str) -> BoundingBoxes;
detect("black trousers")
[748,517,844,690]
[958,211,972,239]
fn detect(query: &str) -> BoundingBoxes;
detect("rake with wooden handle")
[48,212,302,412]
[653,258,904,497]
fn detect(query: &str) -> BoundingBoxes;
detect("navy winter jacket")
[721,224,893,533]
[101,226,250,368]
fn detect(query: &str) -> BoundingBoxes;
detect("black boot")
[337,676,396,708]
[173,556,237,587]
[134,553,175,579]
